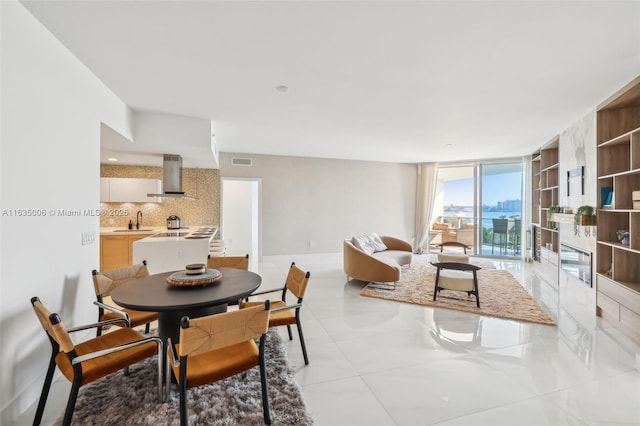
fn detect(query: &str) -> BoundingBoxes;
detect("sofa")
[343,234,413,283]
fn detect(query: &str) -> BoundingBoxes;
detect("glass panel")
[480,163,523,257]
[431,166,476,252]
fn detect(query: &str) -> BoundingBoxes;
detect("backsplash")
[100,164,220,228]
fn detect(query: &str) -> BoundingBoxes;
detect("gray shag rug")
[58,330,313,425]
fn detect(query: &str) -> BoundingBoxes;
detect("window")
[432,161,523,258]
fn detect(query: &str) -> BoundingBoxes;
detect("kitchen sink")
[112,229,154,232]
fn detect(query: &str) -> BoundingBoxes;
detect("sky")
[443,172,522,206]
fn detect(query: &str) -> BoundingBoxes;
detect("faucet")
[136,210,142,229]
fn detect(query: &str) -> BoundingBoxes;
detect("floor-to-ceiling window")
[479,163,523,257]
[432,160,523,258]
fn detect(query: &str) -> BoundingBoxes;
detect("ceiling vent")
[232,157,253,166]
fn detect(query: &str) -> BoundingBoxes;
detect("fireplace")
[560,243,592,287]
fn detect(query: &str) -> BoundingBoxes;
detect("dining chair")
[30,297,163,426]
[510,219,522,255]
[240,262,311,365]
[431,262,482,307]
[167,301,272,425]
[92,261,158,336]
[491,218,509,255]
[206,253,249,270]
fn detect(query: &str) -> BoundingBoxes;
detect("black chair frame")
[31,297,163,426]
[431,262,482,308]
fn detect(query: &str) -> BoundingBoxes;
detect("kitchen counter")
[130,226,218,274]
[100,227,165,236]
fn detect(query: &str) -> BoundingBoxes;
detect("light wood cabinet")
[596,75,640,344]
[100,177,163,203]
[100,233,151,271]
[100,235,129,271]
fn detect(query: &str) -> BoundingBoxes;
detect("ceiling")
[22,0,640,167]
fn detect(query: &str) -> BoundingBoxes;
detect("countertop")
[100,226,218,237]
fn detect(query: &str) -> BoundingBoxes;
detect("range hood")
[147,154,197,199]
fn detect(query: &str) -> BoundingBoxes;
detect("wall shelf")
[596,75,640,344]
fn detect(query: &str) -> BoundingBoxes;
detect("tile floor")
[13,253,640,425]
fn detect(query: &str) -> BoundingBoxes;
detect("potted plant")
[547,206,561,230]
[574,205,596,236]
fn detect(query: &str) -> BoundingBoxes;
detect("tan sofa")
[343,235,413,283]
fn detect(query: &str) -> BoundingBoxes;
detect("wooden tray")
[166,269,222,287]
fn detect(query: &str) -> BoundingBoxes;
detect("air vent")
[232,157,252,166]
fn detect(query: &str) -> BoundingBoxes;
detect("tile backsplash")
[100,164,220,228]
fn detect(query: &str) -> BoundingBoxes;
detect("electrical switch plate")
[81,231,96,245]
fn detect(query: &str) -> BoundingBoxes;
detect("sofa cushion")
[372,250,413,268]
[352,233,387,254]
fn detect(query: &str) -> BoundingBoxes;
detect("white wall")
[0,2,133,423]
[219,152,417,255]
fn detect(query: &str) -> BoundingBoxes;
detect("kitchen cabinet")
[100,177,163,203]
[100,232,153,271]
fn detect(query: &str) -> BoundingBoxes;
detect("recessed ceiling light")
[444,144,453,148]
[276,85,288,93]
[107,157,118,162]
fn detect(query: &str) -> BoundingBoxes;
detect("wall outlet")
[81,231,96,245]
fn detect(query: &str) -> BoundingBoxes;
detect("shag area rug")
[58,330,313,425]
[361,262,556,325]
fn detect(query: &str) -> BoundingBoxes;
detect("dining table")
[111,267,262,345]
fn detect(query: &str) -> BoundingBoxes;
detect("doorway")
[221,178,260,263]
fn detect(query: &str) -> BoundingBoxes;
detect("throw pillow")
[370,233,388,252]
[352,235,375,254]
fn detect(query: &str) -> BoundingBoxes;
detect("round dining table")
[111,267,262,345]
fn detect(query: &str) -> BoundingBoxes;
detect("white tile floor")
[13,253,640,425]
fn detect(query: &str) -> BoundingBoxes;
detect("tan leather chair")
[167,301,272,425]
[91,261,158,336]
[241,262,311,365]
[31,297,163,426]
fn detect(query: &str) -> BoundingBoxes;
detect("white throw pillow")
[352,234,387,254]
[352,235,375,254]
[370,233,388,252]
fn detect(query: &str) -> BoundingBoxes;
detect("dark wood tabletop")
[111,267,262,313]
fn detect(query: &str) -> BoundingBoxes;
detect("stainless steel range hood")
[147,154,197,199]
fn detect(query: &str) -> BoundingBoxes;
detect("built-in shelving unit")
[596,76,640,343]
[531,152,541,261]
[533,138,560,259]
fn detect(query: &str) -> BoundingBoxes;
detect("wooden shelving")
[537,139,560,255]
[596,75,640,344]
